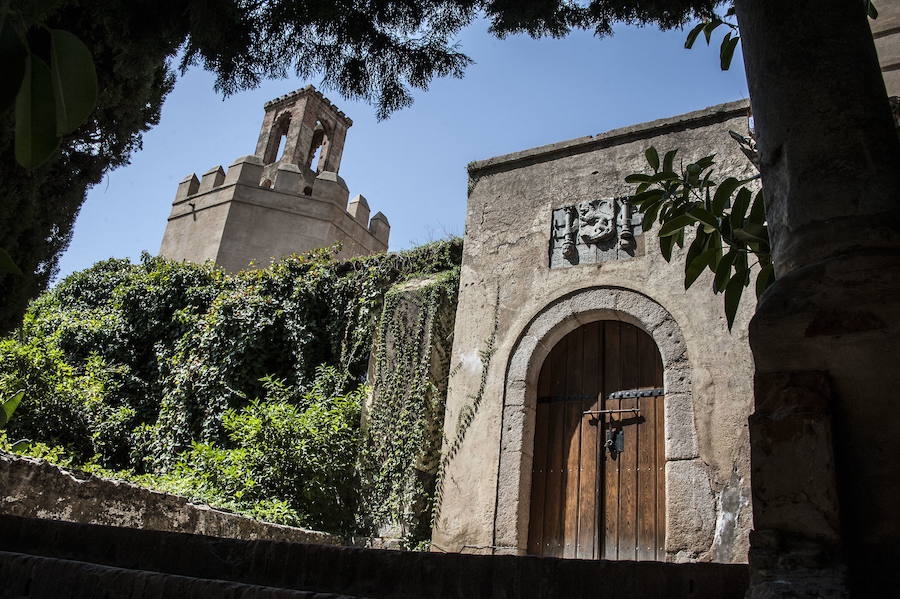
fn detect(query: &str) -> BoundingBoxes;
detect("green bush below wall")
[0,239,462,535]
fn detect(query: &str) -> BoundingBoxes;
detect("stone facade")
[432,100,759,563]
[159,86,390,271]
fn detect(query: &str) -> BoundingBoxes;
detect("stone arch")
[263,113,292,165]
[308,119,331,173]
[493,286,712,560]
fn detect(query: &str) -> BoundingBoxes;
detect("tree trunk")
[734,1,900,596]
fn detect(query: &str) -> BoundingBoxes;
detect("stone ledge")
[1,514,750,599]
[467,99,751,175]
[0,452,339,546]
[0,551,366,599]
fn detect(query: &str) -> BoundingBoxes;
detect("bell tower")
[159,86,389,271]
[254,86,353,190]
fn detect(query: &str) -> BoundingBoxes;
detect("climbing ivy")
[358,269,459,546]
[430,287,500,535]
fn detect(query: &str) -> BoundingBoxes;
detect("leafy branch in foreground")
[684,2,878,71]
[626,146,772,330]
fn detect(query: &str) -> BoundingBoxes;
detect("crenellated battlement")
[171,154,389,240]
[161,87,389,270]
[264,85,352,126]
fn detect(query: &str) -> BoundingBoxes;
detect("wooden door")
[527,321,665,560]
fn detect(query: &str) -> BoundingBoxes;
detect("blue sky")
[56,19,748,280]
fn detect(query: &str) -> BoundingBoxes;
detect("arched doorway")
[526,320,665,560]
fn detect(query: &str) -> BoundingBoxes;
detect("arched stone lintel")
[493,286,705,557]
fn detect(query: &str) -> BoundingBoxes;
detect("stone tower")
[159,85,390,271]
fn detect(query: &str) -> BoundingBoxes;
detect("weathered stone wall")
[159,156,389,271]
[0,514,749,599]
[0,452,340,545]
[433,100,758,563]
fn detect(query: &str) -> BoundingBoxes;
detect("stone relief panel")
[549,197,643,268]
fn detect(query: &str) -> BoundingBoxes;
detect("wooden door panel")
[576,322,600,559]
[528,321,665,561]
[562,327,583,558]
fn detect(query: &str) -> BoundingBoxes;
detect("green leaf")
[684,228,708,269]
[712,177,741,213]
[645,146,660,171]
[724,269,750,331]
[730,187,752,230]
[0,390,25,428]
[756,262,775,300]
[49,29,98,135]
[732,227,768,244]
[714,250,736,293]
[658,213,697,237]
[0,17,28,111]
[641,199,663,231]
[625,173,654,184]
[663,149,677,174]
[695,154,716,170]
[630,189,664,207]
[15,55,59,168]
[685,22,705,49]
[659,235,674,262]
[0,247,23,275]
[703,19,720,44]
[748,189,766,225]
[651,171,681,183]
[687,206,717,230]
[707,230,723,272]
[686,247,719,289]
[720,33,741,71]
[9,439,32,452]
[868,1,879,19]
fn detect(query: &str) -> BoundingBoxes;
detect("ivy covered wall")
[359,270,459,547]
[0,240,462,537]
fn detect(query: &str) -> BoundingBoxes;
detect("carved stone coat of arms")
[550,197,642,268]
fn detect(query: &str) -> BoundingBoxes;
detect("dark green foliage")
[0,0,723,334]
[0,239,462,531]
[1,0,179,333]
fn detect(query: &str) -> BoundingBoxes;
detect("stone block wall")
[0,514,749,599]
[0,452,339,546]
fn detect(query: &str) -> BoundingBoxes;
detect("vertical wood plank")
[649,333,666,561]
[602,321,622,560]
[577,322,600,559]
[543,337,567,557]
[527,348,553,554]
[562,327,583,558]
[637,333,658,560]
[637,392,655,560]
[617,323,639,561]
[656,392,666,561]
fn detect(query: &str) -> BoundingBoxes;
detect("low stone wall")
[1,514,749,599]
[0,551,365,599]
[0,451,339,545]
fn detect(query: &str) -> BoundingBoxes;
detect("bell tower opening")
[254,85,352,180]
[308,120,330,173]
